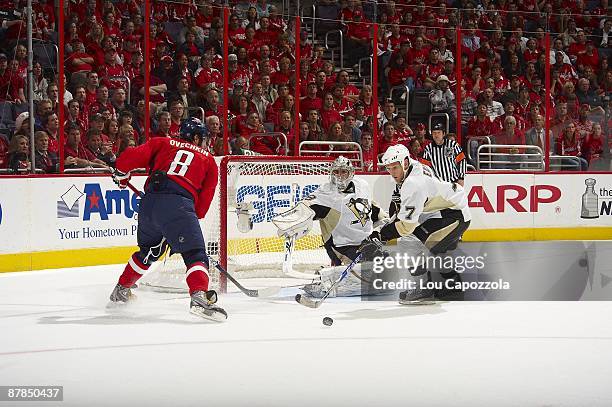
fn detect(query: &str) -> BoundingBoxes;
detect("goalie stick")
[123,179,281,298]
[295,252,363,308]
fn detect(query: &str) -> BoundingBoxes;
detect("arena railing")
[389,85,410,122]
[428,113,450,135]
[298,141,364,169]
[549,156,583,172]
[357,56,373,86]
[477,144,545,171]
[466,136,492,165]
[324,29,344,69]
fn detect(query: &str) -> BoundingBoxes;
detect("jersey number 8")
[167,150,195,177]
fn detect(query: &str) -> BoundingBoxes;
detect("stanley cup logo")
[581,178,599,219]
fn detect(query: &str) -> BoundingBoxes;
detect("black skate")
[109,283,136,303]
[435,273,465,301]
[190,290,228,322]
[398,287,436,305]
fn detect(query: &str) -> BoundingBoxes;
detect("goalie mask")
[330,156,355,192]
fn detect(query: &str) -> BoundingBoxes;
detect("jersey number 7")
[168,150,195,177]
[404,206,415,220]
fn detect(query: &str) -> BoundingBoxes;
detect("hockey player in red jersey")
[109,117,227,321]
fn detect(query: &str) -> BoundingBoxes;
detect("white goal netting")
[139,157,333,292]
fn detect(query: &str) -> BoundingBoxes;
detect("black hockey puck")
[322,317,333,326]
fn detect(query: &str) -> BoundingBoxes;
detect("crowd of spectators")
[0,0,610,174]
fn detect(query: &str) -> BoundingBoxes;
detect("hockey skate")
[107,284,136,308]
[190,290,228,322]
[435,273,465,301]
[398,287,436,305]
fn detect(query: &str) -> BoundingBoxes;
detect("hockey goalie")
[273,156,389,298]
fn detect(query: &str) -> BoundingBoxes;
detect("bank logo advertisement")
[55,183,141,242]
[57,183,140,221]
[57,185,83,218]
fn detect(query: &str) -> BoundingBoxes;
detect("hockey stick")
[294,252,363,308]
[124,180,281,298]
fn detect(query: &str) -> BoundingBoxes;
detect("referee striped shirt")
[422,138,467,182]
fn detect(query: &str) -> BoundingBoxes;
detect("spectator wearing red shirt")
[412,123,430,156]
[228,13,246,46]
[300,81,323,119]
[66,41,94,74]
[408,36,430,71]
[153,111,172,138]
[168,100,184,137]
[467,103,494,139]
[88,85,115,118]
[202,88,222,119]
[102,12,121,40]
[422,48,445,85]
[522,38,542,63]
[360,130,375,170]
[0,134,9,169]
[378,122,400,156]
[345,10,372,67]
[256,16,279,47]
[84,71,100,107]
[271,57,293,87]
[582,122,604,163]
[555,122,588,170]
[577,41,599,73]
[63,124,107,168]
[320,93,343,132]
[194,55,223,91]
[387,24,407,52]
[227,54,250,93]
[568,31,588,62]
[336,70,360,104]
[331,84,352,114]
[0,59,26,104]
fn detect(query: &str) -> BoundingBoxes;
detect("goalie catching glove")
[272,202,315,240]
[112,168,131,189]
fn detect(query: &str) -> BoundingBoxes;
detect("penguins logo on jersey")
[347,197,371,226]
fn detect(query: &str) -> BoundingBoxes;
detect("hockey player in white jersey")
[373,144,471,304]
[274,156,388,298]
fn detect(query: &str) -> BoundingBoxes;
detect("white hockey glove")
[272,202,315,240]
[235,202,256,233]
[112,168,131,189]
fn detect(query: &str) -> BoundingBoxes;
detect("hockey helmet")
[179,117,208,144]
[381,144,411,170]
[330,156,355,191]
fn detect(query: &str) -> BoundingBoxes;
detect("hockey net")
[139,156,333,293]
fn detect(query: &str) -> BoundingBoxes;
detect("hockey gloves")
[359,235,386,260]
[112,168,131,189]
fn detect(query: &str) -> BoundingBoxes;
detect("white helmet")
[380,144,411,170]
[330,156,355,191]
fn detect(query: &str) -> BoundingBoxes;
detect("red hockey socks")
[118,254,149,287]
[186,262,210,294]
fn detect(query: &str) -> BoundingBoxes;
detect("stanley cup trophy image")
[581,178,599,219]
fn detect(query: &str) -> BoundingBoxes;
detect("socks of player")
[118,253,150,287]
[185,262,210,294]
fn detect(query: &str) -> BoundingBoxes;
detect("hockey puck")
[322,316,333,326]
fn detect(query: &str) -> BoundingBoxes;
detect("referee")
[422,123,467,186]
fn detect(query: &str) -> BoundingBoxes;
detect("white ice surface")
[1,265,612,407]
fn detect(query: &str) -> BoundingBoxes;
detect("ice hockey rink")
[1,263,612,407]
